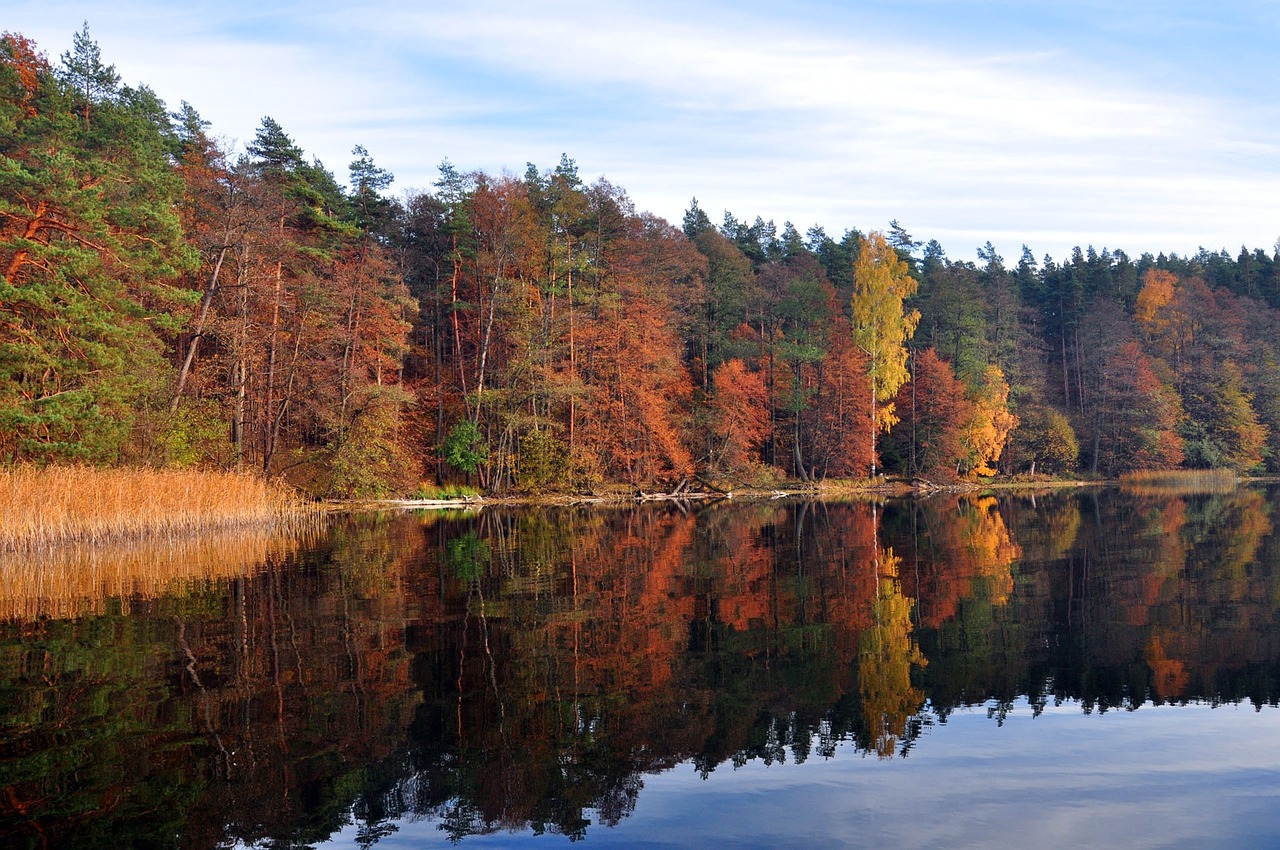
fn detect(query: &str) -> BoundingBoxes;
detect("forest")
[4,27,1280,496]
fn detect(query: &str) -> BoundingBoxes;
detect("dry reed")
[0,465,309,552]
[1118,468,1239,495]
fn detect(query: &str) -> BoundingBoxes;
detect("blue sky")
[9,0,1280,263]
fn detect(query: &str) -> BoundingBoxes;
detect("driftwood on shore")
[634,489,720,502]
[635,477,699,501]
[368,480,733,510]
[909,478,981,494]
[355,495,486,511]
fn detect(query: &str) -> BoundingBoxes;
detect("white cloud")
[7,0,1279,260]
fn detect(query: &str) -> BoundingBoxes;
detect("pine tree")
[1,31,195,463]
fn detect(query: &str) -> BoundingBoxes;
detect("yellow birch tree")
[850,231,920,476]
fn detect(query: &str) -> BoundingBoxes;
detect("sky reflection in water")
[324,699,1280,849]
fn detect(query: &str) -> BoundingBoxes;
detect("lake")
[3,484,1280,848]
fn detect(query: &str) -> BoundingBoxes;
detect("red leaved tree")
[809,334,874,478]
[895,347,971,481]
[708,359,769,476]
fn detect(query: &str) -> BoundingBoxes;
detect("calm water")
[4,486,1280,848]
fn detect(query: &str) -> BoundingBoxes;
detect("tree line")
[4,28,1279,494]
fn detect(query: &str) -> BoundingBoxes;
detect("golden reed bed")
[1117,468,1239,496]
[0,465,320,620]
[1,465,303,552]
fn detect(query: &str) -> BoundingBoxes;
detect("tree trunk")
[263,258,282,474]
[450,237,469,414]
[172,244,229,412]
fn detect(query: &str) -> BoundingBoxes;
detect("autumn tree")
[1134,268,1267,472]
[451,172,541,487]
[1010,406,1078,475]
[161,104,270,469]
[1134,268,1177,342]
[1244,319,1280,473]
[162,110,417,491]
[889,348,971,481]
[573,209,697,485]
[707,359,769,477]
[850,231,920,476]
[1179,361,1266,472]
[1070,298,1179,474]
[325,247,416,496]
[960,365,1018,477]
[808,334,873,479]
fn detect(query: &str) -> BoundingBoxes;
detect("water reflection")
[2,487,1279,846]
[0,520,321,621]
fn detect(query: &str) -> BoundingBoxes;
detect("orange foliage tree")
[1133,270,1267,471]
[575,213,698,485]
[960,364,1019,477]
[809,334,874,478]
[893,347,971,481]
[1080,299,1184,474]
[707,359,770,476]
[1096,341,1185,472]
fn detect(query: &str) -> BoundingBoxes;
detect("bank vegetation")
[0,465,305,551]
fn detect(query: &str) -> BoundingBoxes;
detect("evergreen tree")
[56,21,118,129]
[1,30,195,463]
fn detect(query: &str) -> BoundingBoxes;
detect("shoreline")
[345,471,1280,512]
[340,473,1280,512]
[9,467,1276,551]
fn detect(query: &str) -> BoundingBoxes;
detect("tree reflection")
[4,487,1280,845]
[858,549,926,757]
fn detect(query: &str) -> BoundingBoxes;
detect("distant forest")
[4,28,1279,495]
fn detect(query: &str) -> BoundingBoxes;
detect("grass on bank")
[412,482,482,501]
[1,465,307,552]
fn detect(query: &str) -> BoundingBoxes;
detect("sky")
[8,0,1280,263]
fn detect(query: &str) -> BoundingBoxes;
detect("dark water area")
[4,485,1280,847]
